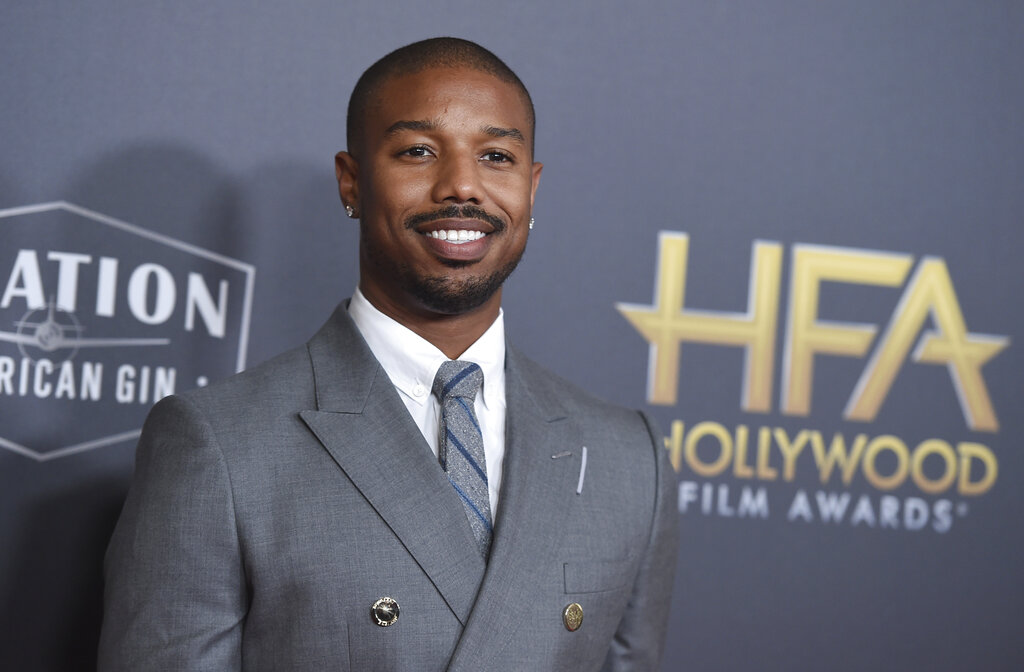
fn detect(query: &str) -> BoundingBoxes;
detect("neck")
[359,286,502,359]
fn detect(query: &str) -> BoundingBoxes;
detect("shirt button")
[412,384,427,398]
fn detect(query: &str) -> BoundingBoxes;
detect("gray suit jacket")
[99,304,678,671]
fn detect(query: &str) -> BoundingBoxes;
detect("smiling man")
[99,38,678,671]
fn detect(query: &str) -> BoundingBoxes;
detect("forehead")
[364,66,532,142]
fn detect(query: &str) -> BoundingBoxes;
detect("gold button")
[563,602,583,632]
[371,597,400,627]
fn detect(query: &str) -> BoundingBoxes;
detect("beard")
[361,227,526,315]
[405,255,523,314]
[361,203,526,315]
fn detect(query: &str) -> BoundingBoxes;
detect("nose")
[431,152,483,204]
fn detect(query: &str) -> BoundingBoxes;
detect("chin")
[409,259,522,315]
[410,275,502,315]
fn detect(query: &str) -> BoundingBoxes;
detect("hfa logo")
[617,232,1009,533]
[0,202,255,461]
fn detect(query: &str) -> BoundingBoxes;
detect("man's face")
[337,66,542,319]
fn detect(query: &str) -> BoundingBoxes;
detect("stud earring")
[529,217,535,230]
[345,204,355,218]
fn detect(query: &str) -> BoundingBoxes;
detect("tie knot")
[432,360,483,402]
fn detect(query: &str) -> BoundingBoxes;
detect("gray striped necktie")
[432,360,492,558]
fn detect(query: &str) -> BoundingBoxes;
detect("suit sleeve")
[601,412,679,671]
[98,395,248,671]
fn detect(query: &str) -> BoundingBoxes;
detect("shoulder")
[507,346,676,556]
[137,341,319,461]
[507,345,655,437]
[506,348,667,505]
[180,343,316,420]
[169,300,363,423]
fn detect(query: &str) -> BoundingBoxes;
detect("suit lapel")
[446,347,582,670]
[297,306,485,625]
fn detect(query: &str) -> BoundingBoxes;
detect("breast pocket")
[563,558,635,594]
[557,558,637,661]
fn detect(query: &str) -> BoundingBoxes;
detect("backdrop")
[2,2,1021,670]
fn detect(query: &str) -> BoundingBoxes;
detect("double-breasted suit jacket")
[99,304,678,671]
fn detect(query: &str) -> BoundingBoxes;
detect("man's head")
[345,38,535,159]
[336,38,542,326]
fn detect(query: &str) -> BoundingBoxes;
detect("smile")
[425,230,487,243]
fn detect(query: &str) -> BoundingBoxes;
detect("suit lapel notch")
[304,303,377,414]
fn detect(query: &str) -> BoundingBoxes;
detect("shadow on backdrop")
[1,142,364,671]
[2,476,126,670]
[1,142,240,671]
[233,158,358,361]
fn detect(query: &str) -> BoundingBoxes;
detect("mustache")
[404,205,506,232]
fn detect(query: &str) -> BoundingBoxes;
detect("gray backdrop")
[2,1,1022,670]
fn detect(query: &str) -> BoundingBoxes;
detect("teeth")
[426,229,486,243]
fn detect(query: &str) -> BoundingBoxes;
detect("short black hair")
[346,37,535,156]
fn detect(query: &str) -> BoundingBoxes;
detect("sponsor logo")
[618,232,1009,533]
[0,202,255,461]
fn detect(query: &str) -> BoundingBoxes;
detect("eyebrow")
[483,125,525,143]
[383,119,525,143]
[384,119,438,136]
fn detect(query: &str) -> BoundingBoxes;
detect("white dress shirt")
[347,288,507,516]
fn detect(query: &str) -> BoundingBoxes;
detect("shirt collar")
[347,288,506,410]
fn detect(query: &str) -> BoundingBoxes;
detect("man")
[99,37,678,671]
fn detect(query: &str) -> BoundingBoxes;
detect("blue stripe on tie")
[442,363,479,398]
[449,479,493,532]
[446,428,488,483]
[454,396,481,434]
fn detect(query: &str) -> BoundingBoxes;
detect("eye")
[399,145,434,158]
[482,150,513,164]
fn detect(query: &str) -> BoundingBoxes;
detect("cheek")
[487,175,535,216]
[364,166,430,215]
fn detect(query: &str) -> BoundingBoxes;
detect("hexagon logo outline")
[0,201,256,461]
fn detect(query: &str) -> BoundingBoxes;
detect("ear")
[529,161,543,209]
[335,151,359,214]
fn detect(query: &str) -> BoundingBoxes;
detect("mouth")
[414,219,495,263]
[423,229,487,244]
[403,203,507,258]
[418,221,491,262]
[406,205,506,260]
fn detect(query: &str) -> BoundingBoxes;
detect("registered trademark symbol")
[956,502,969,517]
